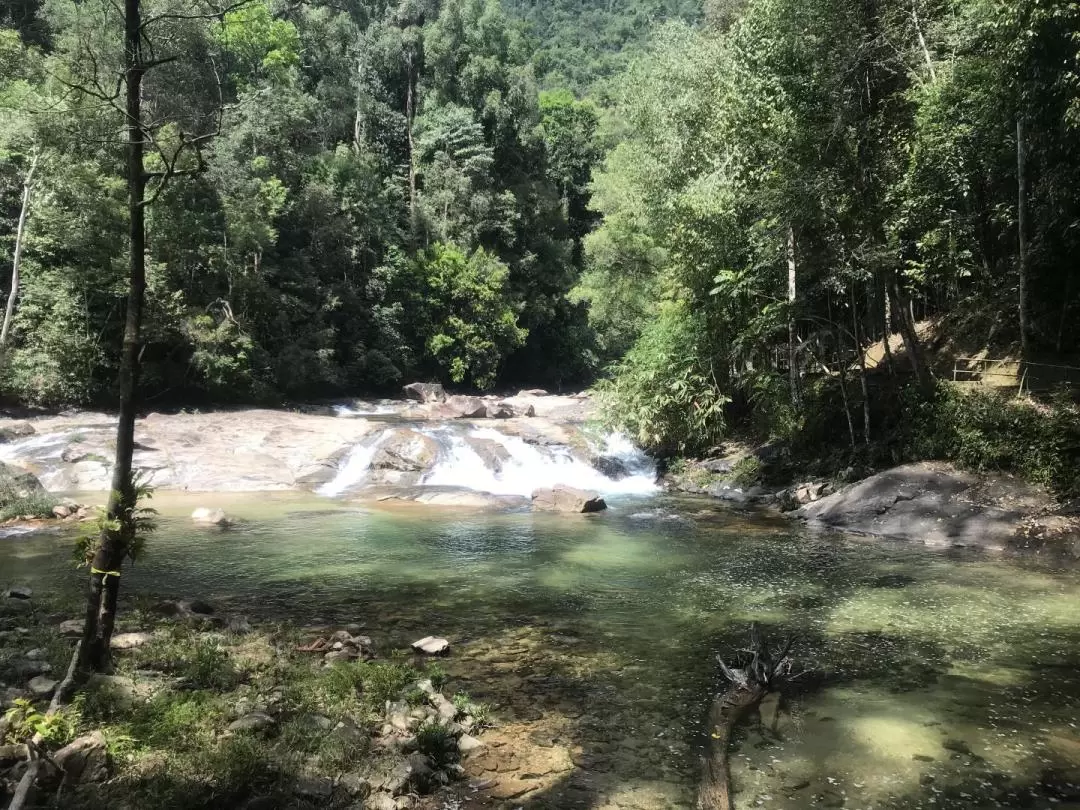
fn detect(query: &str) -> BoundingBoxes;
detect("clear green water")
[3,492,1080,809]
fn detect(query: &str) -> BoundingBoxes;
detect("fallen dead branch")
[698,626,798,810]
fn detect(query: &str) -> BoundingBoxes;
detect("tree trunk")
[852,287,871,445]
[78,0,146,674]
[880,272,894,373]
[787,225,798,407]
[1016,116,1031,359]
[406,52,417,231]
[886,268,933,392]
[1,153,38,350]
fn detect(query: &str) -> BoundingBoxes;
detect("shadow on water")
[5,493,1080,809]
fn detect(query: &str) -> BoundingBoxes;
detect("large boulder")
[370,430,440,483]
[0,421,35,443]
[54,731,110,783]
[531,486,607,514]
[465,437,512,473]
[445,395,488,418]
[799,462,1028,548]
[0,461,46,500]
[403,382,446,403]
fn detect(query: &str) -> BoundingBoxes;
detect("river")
[3,485,1080,809]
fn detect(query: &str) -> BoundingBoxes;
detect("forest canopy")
[1,0,1078,483]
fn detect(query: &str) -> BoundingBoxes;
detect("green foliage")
[730,455,764,487]
[901,384,1080,496]
[415,719,457,767]
[73,472,156,567]
[0,489,56,521]
[425,662,449,690]
[403,243,527,389]
[452,691,493,729]
[597,300,729,456]
[2,698,77,747]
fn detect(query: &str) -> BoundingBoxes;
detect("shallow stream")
[3,491,1080,809]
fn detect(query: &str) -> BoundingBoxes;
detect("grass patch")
[415,719,457,768]
[0,489,57,520]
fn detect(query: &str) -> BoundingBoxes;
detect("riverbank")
[663,445,1080,556]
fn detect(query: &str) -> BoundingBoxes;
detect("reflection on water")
[3,492,1080,809]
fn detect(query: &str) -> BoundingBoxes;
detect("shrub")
[596,300,729,457]
[901,383,1080,496]
[415,719,457,767]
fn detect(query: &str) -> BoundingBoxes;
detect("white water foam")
[420,427,658,498]
[333,400,401,417]
[316,430,392,497]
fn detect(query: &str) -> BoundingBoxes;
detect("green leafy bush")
[901,383,1080,495]
[596,300,729,456]
[400,243,527,390]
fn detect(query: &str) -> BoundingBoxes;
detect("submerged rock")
[411,636,449,655]
[531,485,607,514]
[5,585,32,600]
[191,507,230,526]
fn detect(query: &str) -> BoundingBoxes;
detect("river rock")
[293,775,334,800]
[488,402,515,419]
[5,585,32,600]
[371,430,440,480]
[458,733,484,753]
[0,421,35,442]
[444,395,487,418]
[28,675,58,697]
[52,504,72,518]
[0,461,45,499]
[517,389,548,397]
[54,731,109,783]
[403,382,446,403]
[799,462,1031,548]
[465,437,512,473]
[591,455,629,480]
[59,618,84,637]
[229,712,276,733]
[111,631,153,650]
[531,486,607,514]
[191,507,230,526]
[411,636,449,655]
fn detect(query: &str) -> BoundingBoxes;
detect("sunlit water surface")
[3,492,1080,809]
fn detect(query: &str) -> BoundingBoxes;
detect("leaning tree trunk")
[79,0,146,673]
[1,153,37,350]
[698,628,796,810]
[886,268,933,393]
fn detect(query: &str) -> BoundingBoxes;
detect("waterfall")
[316,430,392,497]
[316,423,657,500]
[421,427,657,498]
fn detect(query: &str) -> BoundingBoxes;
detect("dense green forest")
[2,0,1079,486]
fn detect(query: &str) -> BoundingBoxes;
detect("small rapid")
[421,427,657,497]
[315,424,658,499]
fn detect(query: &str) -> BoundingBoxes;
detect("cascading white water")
[315,423,657,500]
[316,430,392,497]
[420,427,658,497]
